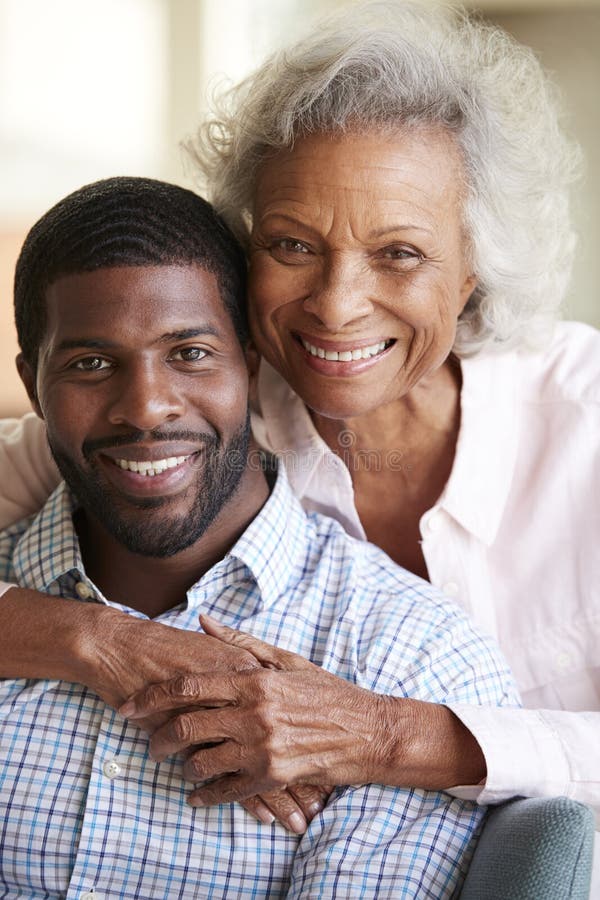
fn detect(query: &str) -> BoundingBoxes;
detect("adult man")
[1,177,517,898]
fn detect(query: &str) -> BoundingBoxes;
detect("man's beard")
[48,416,251,558]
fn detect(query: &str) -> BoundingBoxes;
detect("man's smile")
[96,447,204,499]
[113,454,193,476]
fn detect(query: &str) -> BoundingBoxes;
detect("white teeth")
[114,455,190,476]
[302,338,391,361]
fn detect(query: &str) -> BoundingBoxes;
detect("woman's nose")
[302,253,375,332]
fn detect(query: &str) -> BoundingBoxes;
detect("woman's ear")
[244,340,261,379]
[459,273,478,313]
[16,353,43,419]
[244,340,261,411]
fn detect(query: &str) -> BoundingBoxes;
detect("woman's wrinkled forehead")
[251,128,467,239]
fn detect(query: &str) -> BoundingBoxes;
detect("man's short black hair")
[14,176,248,368]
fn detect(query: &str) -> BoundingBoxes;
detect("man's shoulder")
[0,482,73,587]
[301,507,516,705]
[0,510,38,580]
[304,508,460,620]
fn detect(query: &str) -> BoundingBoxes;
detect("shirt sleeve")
[447,704,600,825]
[287,783,484,898]
[0,414,59,528]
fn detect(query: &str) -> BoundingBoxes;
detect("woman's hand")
[120,615,391,806]
[0,590,326,833]
[91,611,330,832]
[120,615,487,807]
[82,608,259,727]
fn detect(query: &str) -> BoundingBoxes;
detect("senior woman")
[0,0,598,862]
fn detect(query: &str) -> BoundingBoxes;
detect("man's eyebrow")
[55,338,119,352]
[156,326,222,343]
[54,327,222,353]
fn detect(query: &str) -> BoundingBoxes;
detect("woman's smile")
[248,128,477,418]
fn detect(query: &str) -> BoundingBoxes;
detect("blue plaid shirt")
[0,465,518,899]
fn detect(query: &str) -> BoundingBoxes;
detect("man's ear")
[16,353,43,419]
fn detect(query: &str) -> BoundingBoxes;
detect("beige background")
[1,0,598,416]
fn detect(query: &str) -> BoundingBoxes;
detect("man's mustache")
[82,430,218,459]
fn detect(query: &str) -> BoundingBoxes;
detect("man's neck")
[75,466,271,618]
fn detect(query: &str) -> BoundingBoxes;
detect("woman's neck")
[310,357,463,578]
[311,357,462,468]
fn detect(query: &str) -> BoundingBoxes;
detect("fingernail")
[307,800,324,818]
[119,701,136,717]
[288,812,307,834]
[256,809,275,825]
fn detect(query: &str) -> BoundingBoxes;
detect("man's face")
[20,264,251,557]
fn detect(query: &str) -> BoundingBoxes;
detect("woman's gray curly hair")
[187,0,581,355]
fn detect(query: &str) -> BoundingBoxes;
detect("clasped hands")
[117,615,384,831]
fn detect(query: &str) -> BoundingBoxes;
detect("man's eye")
[73,356,111,371]
[170,347,207,362]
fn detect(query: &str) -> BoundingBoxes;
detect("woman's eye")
[73,356,111,371]
[380,245,423,265]
[273,238,310,254]
[170,347,207,362]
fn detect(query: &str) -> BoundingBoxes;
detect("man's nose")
[302,253,375,332]
[107,361,185,430]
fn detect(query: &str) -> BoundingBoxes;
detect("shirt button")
[556,652,571,669]
[102,759,122,779]
[427,511,444,533]
[80,893,98,900]
[75,581,94,600]
[442,581,459,597]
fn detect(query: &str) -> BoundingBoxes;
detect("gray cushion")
[460,796,594,900]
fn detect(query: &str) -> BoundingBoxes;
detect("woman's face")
[248,128,477,419]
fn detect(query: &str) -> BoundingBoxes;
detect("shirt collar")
[253,359,330,496]
[253,360,365,537]
[12,461,312,616]
[440,349,519,546]
[224,461,312,611]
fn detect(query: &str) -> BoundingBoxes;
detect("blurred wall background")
[1,0,598,416]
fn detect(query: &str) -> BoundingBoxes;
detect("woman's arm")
[121,615,488,803]
[0,414,59,527]
[0,587,328,832]
[0,586,262,705]
[125,618,599,818]
[449,704,600,817]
